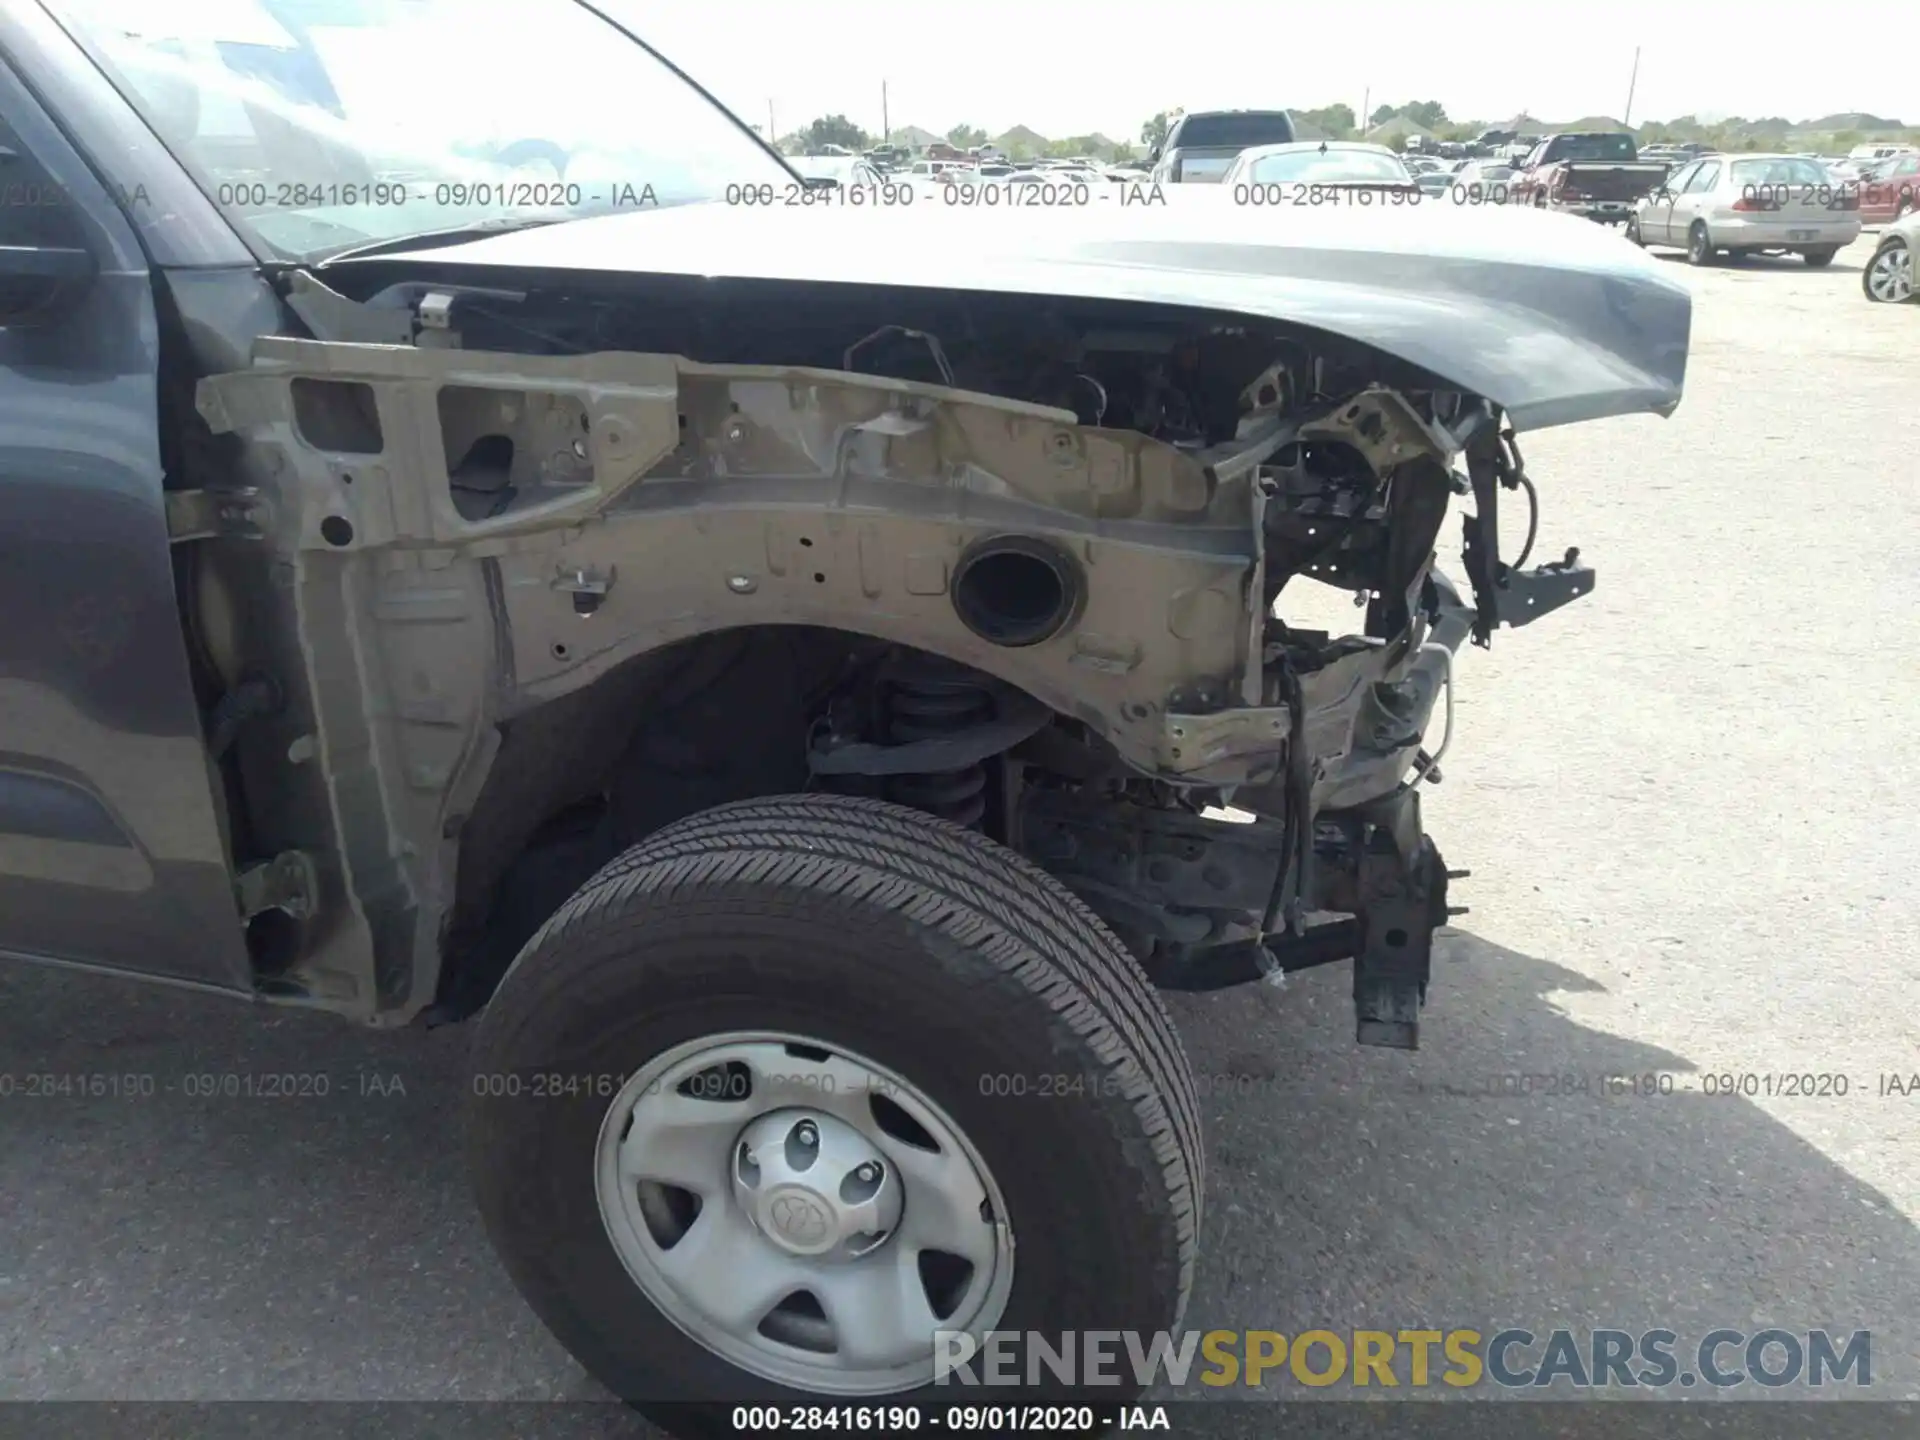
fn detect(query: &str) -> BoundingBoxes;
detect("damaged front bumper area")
[1015,399,1593,1050]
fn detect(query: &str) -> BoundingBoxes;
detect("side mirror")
[1146,146,1161,166]
[0,242,97,326]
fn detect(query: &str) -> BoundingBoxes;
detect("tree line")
[782,106,1919,160]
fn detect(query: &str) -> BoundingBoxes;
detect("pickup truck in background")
[1509,132,1670,223]
[1149,109,1296,183]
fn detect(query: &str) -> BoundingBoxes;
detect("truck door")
[0,61,252,992]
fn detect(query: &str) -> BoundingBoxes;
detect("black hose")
[1513,473,1539,571]
[1499,427,1539,571]
[1257,660,1312,940]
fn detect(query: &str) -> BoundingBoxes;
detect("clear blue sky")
[610,0,1912,141]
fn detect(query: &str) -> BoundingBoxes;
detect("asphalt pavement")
[2,232,1916,1437]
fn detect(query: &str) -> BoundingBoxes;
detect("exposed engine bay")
[199,268,1604,1046]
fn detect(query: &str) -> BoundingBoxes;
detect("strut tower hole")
[952,536,1082,648]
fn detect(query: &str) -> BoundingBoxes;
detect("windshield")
[1174,113,1294,149]
[43,0,792,260]
[1554,134,1637,162]
[1247,148,1411,185]
[1729,158,1831,188]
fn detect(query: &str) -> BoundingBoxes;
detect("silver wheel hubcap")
[1869,247,1913,302]
[594,1034,1015,1394]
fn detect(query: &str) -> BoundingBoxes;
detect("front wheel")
[1686,222,1716,266]
[1863,238,1914,302]
[1801,246,1838,268]
[1624,214,1644,246]
[470,795,1204,1436]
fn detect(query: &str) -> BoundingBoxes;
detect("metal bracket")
[165,487,267,542]
[1460,425,1595,641]
[282,270,415,345]
[1298,385,1454,473]
[1159,707,1291,777]
[235,850,319,922]
[552,563,616,616]
[1487,547,1595,628]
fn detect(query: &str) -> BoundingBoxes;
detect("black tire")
[470,794,1203,1436]
[1624,214,1644,246]
[1802,246,1838,268]
[1686,222,1715,266]
[1862,238,1913,303]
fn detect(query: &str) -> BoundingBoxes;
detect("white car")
[1627,153,1861,266]
[1862,209,1919,303]
[1220,141,1418,196]
[1452,162,1516,203]
[787,155,885,188]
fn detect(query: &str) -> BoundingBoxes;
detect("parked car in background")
[787,155,886,188]
[1508,132,1668,224]
[1149,109,1296,183]
[1862,209,1918,302]
[1858,152,1920,225]
[1453,161,1515,202]
[1628,153,1861,266]
[1220,141,1418,199]
[1848,143,1917,164]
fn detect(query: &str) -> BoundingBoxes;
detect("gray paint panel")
[0,769,132,847]
[338,195,1692,431]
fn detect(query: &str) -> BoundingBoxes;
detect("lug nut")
[858,1162,879,1181]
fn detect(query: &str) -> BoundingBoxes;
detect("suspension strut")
[881,657,996,829]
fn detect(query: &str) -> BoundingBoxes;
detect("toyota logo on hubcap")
[768,1192,831,1246]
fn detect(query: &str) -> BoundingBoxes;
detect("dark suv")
[1148,110,1297,183]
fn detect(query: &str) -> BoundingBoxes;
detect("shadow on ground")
[1,927,1915,1438]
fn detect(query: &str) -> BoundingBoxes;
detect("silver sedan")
[1628,153,1862,266]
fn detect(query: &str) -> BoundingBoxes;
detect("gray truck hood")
[351,191,1691,431]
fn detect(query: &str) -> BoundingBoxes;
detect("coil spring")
[882,660,995,829]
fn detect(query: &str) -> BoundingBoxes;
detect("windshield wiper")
[313,214,564,268]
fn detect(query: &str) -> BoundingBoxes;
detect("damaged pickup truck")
[0,0,1688,1430]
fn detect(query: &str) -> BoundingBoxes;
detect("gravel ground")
[2,232,1916,1437]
